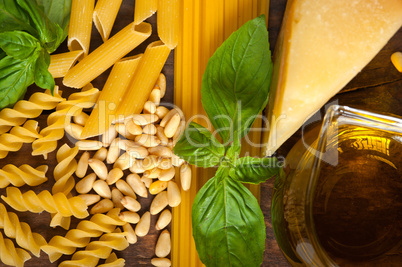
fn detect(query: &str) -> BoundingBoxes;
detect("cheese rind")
[263,0,402,156]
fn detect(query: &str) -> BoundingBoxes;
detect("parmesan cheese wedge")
[263,0,402,156]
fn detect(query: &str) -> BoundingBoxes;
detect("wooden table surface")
[0,0,401,266]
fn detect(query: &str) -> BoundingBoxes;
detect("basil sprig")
[173,16,281,267]
[0,0,71,109]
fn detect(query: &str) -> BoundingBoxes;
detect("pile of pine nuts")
[70,79,191,266]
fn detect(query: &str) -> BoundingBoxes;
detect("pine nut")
[149,88,161,106]
[127,146,149,159]
[160,109,177,127]
[171,154,185,167]
[149,180,168,195]
[156,126,169,145]
[127,173,148,198]
[111,188,124,210]
[121,196,141,212]
[88,158,108,180]
[150,191,168,215]
[76,173,96,194]
[156,73,166,98]
[90,199,114,214]
[143,101,157,114]
[123,223,137,244]
[143,168,161,179]
[180,163,192,191]
[155,210,172,230]
[106,168,124,185]
[113,152,135,170]
[135,211,151,237]
[151,258,171,267]
[93,180,112,199]
[119,211,140,224]
[76,140,103,150]
[65,123,84,140]
[135,134,160,147]
[93,147,108,161]
[167,181,181,207]
[164,113,181,138]
[143,124,157,135]
[78,194,101,206]
[141,177,153,188]
[115,123,136,139]
[172,120,185,145]
[148,146,172,158]
[155,106,169,119]
[126,119,143,136]
[73,112,89,126]
[132,114,159,126]
[155,229,171,258]
[129,159,145,173]
[106,138,121,164]
[158,167,175,182]
[102,125,118,147]
[76,151,90,178]
[143,155,161,170]
[116,180,137,199]
[158,158,172,170]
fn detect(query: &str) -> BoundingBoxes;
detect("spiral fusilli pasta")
[32,87,100,159]
[0,203,47,257]
[58,229,129,267]
[42,209,125,262]
[0,164,48,188]
[98,253,125,267]
[1,187,89,219]
[0,120,41,159]
[0,88,64,135]
[0,231,31,267]
[53,144,79,195]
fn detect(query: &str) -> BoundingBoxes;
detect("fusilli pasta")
[0,203,47,257]
[98,252,125,267]
[32,87,100,159]
[1,187,89,219]
[53,144,79,195]
[42,208,125,262]
[0,164,48,188]
[0,231,31,267]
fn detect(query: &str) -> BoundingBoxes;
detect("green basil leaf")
[214,162,231,186]
[226,130,241,161]
[34,49,54,92]
[192,176,266,267]
[201,15,273,143]
[35,0,72,40]
[0,54,37,108]
[0,49,6,60]
[229,156,281,184]
[0,31,41,59]
[173,122,225,167]
[0,0,37,35]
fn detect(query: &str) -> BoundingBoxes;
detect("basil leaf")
[229,156,280,184]
[0,54,37,108]
[201,15,273,143]
[0,31,41,59]
[35,0,72,40]
[34,49,54,91]
[0,50,5,60]
[214,162,231,186]
[173,122,225,167]
[226,130,241,161]
[0,0,37,35]
[192,176,266,267]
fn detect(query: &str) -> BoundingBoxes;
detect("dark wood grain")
[0,0,401,266]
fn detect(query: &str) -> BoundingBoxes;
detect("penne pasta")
[63,22,152,89]
[68,0,95,55]
[93,0,123,41]
[81,55,143,139]
[157,0,180,49]
[48,51,84,78]
[115,41,171,119]
[134,0,157,25]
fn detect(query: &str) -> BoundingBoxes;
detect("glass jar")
[271,105,402,266]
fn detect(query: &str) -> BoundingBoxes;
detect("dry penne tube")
[119,211,140,224]
[81,55,143,138]
[76,173,97,194]
[64,22,151,89]
[76,151,90,178]
[111,188,125,210]
[49,50,84,78]
[116,180,137,199]
[68,0,95,55]
[135,211,151,237]
[157,0,179,49]
[93,180,112,199]
[93,0,123,41]
[155,229,171,258]
[115,41,171,119]
[90,198,114,214]
[150,191,168,215]
[88,158,108,179]
[123,223,137,244]
[78,194,101,206]
[121,196,141,212]
[134,0,157,25]
[155,209,172,230]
